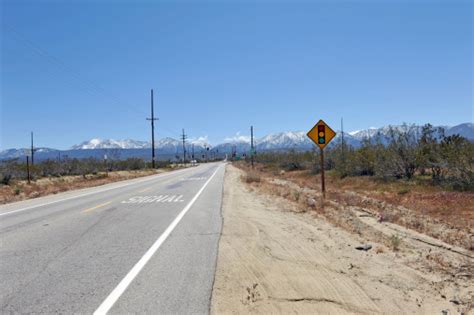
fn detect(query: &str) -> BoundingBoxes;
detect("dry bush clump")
[243,172,261,184]
[390,234,402,251]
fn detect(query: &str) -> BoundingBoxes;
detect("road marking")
[93,165,221,315]
[0,167,196,217]
[138,187,152,193]
[121,195,184,204]
[83,201,112,213]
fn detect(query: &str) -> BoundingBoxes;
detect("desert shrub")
[390,234,402,251]
[439,135,474,191]
[0,156,169,181]
[397,187,410,195]
[2,174,12,185]
[244,173,261,183]
[292,190,301,201]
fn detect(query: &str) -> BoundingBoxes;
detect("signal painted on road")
[121,195,184,204]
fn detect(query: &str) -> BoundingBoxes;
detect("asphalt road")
[0,162,225,314]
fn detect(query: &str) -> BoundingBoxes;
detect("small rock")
[355,244,372,251]
[29,191,40,198]
[441,310,449,315]
[279,170,285,175]
[307,198,317,208]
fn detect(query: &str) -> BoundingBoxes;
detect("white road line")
[93,165,222,315]
[0,167,196,217]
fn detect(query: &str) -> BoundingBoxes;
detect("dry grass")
[0,169,169,204]
[234,161,473,251]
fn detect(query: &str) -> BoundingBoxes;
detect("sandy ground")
[211,165,473,314]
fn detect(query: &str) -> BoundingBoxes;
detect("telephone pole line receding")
[181,129,187,165]
[146,89,159,168]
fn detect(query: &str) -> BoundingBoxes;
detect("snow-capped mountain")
[71,139,149,150]
[1,123,472,161]
[0,148,58,160]
[348,127,379,139]
[257,131,312,150]
[70,137,211,151]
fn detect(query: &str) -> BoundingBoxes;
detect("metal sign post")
[307,119,336,199]
[320,148,325,198]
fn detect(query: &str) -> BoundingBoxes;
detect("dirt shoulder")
[211,164,473,314]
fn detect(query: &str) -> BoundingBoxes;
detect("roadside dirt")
[211,164,473,314]
[0,168,174,204]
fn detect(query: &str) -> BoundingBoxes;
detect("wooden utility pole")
[181,129,187,166]
[26,156,31,184]
[250,125,254,169]
[104,154,108,177]
[30,132,35,166]
[146,89,158,168]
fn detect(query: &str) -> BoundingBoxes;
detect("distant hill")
[1,123,472,161]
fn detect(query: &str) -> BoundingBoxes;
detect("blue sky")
[1,0,472,150]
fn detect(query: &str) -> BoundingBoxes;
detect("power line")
[3,24,149,120]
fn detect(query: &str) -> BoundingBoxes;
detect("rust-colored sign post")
[320,148,325,198]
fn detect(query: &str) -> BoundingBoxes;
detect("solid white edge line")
[0,166,196,217]
[93,165,222,315]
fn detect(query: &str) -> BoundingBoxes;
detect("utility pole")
[181,129,187,166]
[30,132,35,166]
[26,156,31,184]
[146,89,158,168]
[192,144,195,160]
[250,125,255,169]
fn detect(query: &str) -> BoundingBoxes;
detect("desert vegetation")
[255,124,473,191]
[0,157,172,204]
[235,124,473,250]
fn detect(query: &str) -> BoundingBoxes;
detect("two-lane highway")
[0,162,225,314]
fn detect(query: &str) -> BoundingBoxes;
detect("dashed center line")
[83,201,112,213]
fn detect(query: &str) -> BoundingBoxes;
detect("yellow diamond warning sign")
[307,119,336,149]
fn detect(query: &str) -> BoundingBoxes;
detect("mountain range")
[1,123,472,161]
